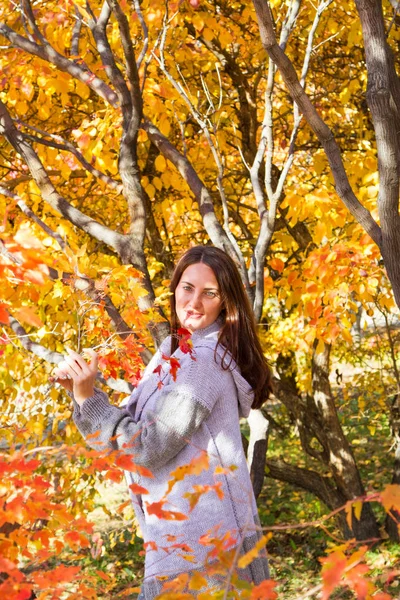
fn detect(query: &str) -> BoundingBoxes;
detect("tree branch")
[265,457,344,510]
[1,186,153,364]
[8,317,133,393]
[71,5,83,56]
[18,122,123,192]
[88,1,132,123]
[142,119,243,268]
[0,22,118,107]
[0,99,125,253]
[251,0,382,248]
[107,0,142,128]
[133,0,149,68]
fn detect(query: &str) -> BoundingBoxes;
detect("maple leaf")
[161,572,189,592]
[153,364,163,376]
[250,580,278,600]
[320,551,347,600]
[169,357,181,380]
[144,540,158,552]
[166,451,209,495]
[184,482,224,512]
[114,453,154,478]
[381,484,400,513]
[129,483,149,495]
[145,500,188,521]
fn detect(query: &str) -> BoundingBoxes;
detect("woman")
[53,246,272,597]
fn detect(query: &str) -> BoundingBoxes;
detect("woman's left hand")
[52,348,98,406]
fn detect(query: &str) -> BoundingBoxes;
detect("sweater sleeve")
[72,346,224,471]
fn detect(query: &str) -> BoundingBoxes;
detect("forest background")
[1,0,400,597]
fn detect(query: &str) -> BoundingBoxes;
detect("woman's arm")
[71,347,224,471]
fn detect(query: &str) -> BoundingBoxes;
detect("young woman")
[53,246,273,598]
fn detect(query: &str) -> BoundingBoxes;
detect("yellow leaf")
[145,184,156,199]
[238,535,270,569]
[202,28,214,41]
[38,101,51,121]
[188,571,208,591]
[158,118,171,137]
[153,176,163,191]
[154,155,167,172]
[353,500,363,521]
[75,80,90,100]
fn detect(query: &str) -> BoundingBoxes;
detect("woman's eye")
[205,291,217,298]
[183,285,193,291]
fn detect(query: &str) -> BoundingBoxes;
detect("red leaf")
[0,303,9,324]
[129,483,149,495]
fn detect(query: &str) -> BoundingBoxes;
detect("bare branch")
[20,0,47,45]
[71,4,83,56]
[132,0,149,68]
[279,0,302,50]
[0,185,67,252]
[387,0,400,36]
[153,38,251,292]
[107,0,142,133]
[88,1,132,123]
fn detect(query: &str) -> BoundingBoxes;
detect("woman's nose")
[189,292,202,308]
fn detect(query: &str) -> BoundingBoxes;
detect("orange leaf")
[129,483,149,495]
[145,500,187,521]
[250,580,278,600]
[269,258,285,273]
[0,304,9,324]
[320,551,347,600]
[14,306,43,328]
[381,484,400,513]
[167,451,209,495]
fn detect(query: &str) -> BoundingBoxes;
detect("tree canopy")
[1,0,400,597]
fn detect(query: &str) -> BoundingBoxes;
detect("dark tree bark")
[385,394,400,541]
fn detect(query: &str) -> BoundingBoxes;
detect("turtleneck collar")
[190,317,223,342]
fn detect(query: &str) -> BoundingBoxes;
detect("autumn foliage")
[1,0,400,597]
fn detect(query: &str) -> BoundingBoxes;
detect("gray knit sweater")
[72,320,269,597]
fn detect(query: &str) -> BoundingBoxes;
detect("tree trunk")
[308,340,380,539]
[270,342,380,540]
[355,0,400,309]
[385,394,400,541]
[247,410,269,499]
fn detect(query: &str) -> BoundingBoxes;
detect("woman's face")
[175,263,223,333]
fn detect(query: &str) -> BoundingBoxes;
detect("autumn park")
[2,0,400,597]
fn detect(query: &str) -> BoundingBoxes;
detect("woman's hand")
[52,348,98,406]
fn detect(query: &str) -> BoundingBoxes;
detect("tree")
[0,0,399,545]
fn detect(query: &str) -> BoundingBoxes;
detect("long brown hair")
[169,246,273,409]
